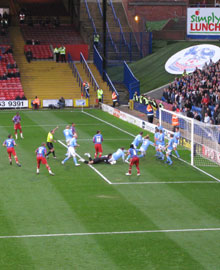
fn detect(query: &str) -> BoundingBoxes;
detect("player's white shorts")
[67,146,76,157]
[139,147,146,154]
[66,139,71,146]
[158,144,165,151]
[166,149,172,155]
[173,142,178,148]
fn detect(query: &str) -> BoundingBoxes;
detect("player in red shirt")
[36,143,55,175]
[3,134,21,166]
[93,130,103,158]
[126,144,140,176]
[12,112,24,139]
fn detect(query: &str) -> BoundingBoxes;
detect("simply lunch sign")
[187,8,220,38]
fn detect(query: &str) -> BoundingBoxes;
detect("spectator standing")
[112,91,118,107]
[133,91,139,102]
[83,81,90,97]
[53,46,59,62]
[97,88,103,104]
[25,48,33,63]
[172,111,179,131]
[146,103,154,123]
[204,112,211,124]
[94,33,100,48]
[59,45,66,62]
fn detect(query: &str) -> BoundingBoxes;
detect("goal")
[159,108,220,167]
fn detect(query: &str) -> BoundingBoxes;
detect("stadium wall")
[122,0,187,32]
[52,44,89,61]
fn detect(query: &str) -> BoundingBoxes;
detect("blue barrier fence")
[93,45,103,76]
[93,45,118,96]
[124,61,140,99]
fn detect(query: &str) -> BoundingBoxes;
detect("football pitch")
[0,108,219,270]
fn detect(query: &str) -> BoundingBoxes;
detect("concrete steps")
[9,26,82,100]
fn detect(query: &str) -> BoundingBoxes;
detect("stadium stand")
[0,46,24,100]
[21,25,84,45]
[16,0,68,17]
[24,45,53,60]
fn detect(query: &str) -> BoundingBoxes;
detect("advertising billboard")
[187,8,220,38]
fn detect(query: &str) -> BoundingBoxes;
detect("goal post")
[159,108,220,168]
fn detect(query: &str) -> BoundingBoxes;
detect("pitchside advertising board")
[0,99,88,109]
[0,100,28,108]
[165,44,220,74]
[187,8,220,39]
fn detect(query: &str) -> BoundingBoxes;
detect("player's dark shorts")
[47,142,53,150]
[93,157,102,164]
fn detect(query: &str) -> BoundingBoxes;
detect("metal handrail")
[80,52,99,91]
[97,0,118,53]
[109,0,129,50]
[104,71,119,96]
[68,53,89,97]
[84,0,97,34]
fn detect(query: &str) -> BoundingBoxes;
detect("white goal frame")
[159,107,220,167]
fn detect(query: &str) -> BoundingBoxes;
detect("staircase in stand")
[9,26,82,100]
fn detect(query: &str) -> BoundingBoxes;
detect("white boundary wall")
[101,104,156,133]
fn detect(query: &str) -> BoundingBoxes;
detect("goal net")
[159,108,220,167]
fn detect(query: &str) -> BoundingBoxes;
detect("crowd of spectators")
[162,60,220,125]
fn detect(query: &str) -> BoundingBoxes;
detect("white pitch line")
[83,111,220,183]
[83,111,135,138]
[59,138,130,142]
[58,140,112,185]
[0,227,220,239]
[174,156,220,183]
[112,181,218,185]
[0,110,83,114]
[0,123,106,128]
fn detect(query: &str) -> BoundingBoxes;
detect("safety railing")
[104,71,119,96]
[84,0,97,34]
[80,52,99,91]
[93,45,119,96]
[109,0,130,52]
[97,0,118,54]
[68,53,89,98]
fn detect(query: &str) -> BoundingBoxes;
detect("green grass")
[129,41,220,93]
[0,109,219,269]
[146,20,169,31]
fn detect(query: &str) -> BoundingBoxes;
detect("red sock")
[46,164,51,171]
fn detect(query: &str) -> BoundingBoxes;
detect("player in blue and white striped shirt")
[173,127,180,158]
[165,134,175,165]
[108,148,126,164]
[138,135,154,158]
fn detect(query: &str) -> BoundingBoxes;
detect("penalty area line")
[58,140,112,185]
[0,227,220,239]
[112,181,218,185]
